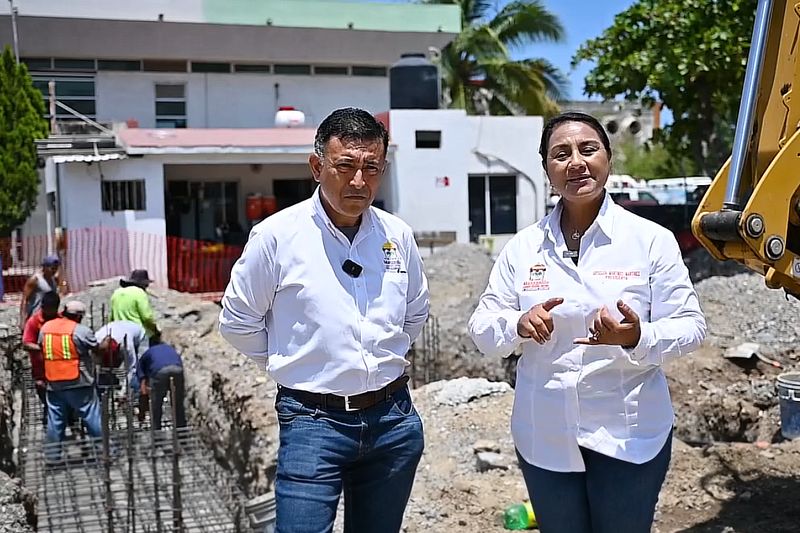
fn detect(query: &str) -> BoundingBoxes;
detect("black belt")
[281,375,409,412]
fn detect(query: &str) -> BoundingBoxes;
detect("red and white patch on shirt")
[522,263,550,291]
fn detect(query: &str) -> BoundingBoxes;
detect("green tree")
[0,46,48,237]
[572,0,757,175]
[425,0,568,116]
[615,136,696,180]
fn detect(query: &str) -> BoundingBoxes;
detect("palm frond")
[490,0,565,50]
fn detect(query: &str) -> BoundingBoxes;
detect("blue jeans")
[274,386,424,533]
[517,434,672,533]
[45,386,103,461]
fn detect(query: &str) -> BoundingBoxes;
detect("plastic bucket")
[777,372,800,440]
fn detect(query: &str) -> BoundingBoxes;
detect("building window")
[102,180,146,211]
[234,64,271,73]
[314,65,349,76]
[98,59,142,71]
[143,59,188,72]
[352,66,387,77]
[274,64,312,75]
[53,58,96,71]
[415,130,441,149]
[155,84,187,128]
[22,57,52,70]
[191,61,231,73]
[32,76,96,119]
[468,175,517,242]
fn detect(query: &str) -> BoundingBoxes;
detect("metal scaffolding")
[18,361,250,532]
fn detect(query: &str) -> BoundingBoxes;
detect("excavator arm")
[692,0,800,296]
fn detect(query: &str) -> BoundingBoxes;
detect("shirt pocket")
[378,272,409,323]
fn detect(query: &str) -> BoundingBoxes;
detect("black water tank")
[389,53,440,110]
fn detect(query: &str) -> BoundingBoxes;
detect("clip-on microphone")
[342,259,363,278]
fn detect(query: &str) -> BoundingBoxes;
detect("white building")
[3,1,546,293]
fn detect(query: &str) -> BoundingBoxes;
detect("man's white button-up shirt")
[468,193,706,472]
[219,189,429,396]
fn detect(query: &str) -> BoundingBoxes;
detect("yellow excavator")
[692,0,800,297]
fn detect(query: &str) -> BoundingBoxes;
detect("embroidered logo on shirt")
[522,263,550,291]
[382,241,404,273]
[592,269,642,281]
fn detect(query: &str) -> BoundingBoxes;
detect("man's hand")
[574,300,641,347]
[517,297,564,345]
[140,380,150,397]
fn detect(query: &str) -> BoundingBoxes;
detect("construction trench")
[0,283,282,532]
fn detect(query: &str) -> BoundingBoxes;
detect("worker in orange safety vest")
[39,300,108,464]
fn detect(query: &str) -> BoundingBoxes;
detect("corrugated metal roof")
[118,128,317,153]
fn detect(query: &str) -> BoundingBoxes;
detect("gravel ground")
[0,256,798,531]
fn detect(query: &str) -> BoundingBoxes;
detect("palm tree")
[424,0,567,116]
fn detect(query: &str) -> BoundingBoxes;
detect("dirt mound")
[423,243,507,383]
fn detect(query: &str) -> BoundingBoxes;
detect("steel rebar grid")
[17,358,250,532]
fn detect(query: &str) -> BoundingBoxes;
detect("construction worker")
[21,291,61,425]
[40,300,107,464]
[95,320,149,398]
[137,340,186,431]
[19,254,64,329]
[110,269,161,341]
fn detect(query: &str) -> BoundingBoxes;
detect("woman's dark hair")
[538,112,612,166]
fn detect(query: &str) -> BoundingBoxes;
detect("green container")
[503,501,537,530]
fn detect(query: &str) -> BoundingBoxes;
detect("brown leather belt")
[282,375,410,412]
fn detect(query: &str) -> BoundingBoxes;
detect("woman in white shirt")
[468,112,706,533]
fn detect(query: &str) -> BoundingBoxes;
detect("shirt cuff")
[507,309,532,345]
[625,322,653,362]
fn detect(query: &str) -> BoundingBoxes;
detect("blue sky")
[361,0,638,99]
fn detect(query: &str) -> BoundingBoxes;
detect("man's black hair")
[314,107,389,158]
[41,291,60,310]
[539,111,612,167]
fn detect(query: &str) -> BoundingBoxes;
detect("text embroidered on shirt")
[382,241,404,273]
[522,263,550,291]
[592,269,642,281]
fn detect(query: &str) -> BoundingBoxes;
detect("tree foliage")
[0,46,48,237]
[615,136,696,180]
[425,0,568,116]
[573,0,757,175]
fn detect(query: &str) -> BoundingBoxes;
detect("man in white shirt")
[219,107,429,533]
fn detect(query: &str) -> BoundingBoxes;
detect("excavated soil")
[0,246,798,531]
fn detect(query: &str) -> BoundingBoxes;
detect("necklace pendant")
[570,229,581,241]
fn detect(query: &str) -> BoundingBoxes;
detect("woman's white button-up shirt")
[468,193,706,472]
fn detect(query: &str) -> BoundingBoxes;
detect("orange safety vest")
[40,317,80,382]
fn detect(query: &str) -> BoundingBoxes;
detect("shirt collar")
[543,190,616,243]
[311,186,375,238]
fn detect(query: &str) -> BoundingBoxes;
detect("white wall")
[58,158,167,286]
[465,116,545,230]
[97,72,390,128]
[389,109,471,243]
[388,110,544,244]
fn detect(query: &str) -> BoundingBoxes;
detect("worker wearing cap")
[22,291,62,426]
[20,254,64,329]
[219,108,429,533]
[40,300,106,463]
[110,269,160,340]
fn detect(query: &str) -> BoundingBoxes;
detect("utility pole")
[8,0,19,63]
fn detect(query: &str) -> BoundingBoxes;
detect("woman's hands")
[574,300,641,348]
[517,298,564,344]
[517,298,642,348]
